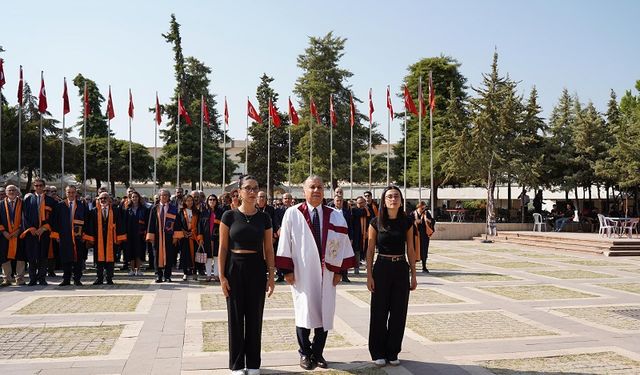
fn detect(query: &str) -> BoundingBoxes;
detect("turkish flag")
[386,86,394,120]
[62,78,70,115]
[106,87,115,120]
[0,58,5,89]
[418,84,426,117]
[368,88,374,123]
[269,99,281,127]
[224,97,229,126]
[429,74,436,111]
[288,97,299,125]
[84,82,90,118]
[155,93,162,126]
[247,99,262,124]
[38,73,48,114]
[329,95,337,127]
[202,97,210,127]
[310,97,320,125]
[128,89,134,119]
[349,92,355,127]
[403,85,418,116]
[178,98,192,125]
[17,65,23,106]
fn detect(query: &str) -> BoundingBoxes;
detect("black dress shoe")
[58,280,71,286]
[48,271,57,277]
[314,354,328,368]
[92,279,104,285]
[300,355,316,370]
[155,277,163,283]
[38,280,48,286]
[422,267,429,273]
[165,278,172,283]
[74,280,83,286]
[341,276,351,283]
[106,280,114,285]
[28,280,38,286]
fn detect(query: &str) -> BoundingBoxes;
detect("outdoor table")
[607,217,632,237]
[446,209,466,222]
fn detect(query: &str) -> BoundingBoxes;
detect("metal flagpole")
[61,83,65,190]
[39,71,44,177]
[288,122,291,191]
[245,96,248,175]
[222,97,227,195]
[0,84,2,176]
[18,97,22,189]
[83,81,87,195]
[177,93,181,188]
[129,90,132,186]
[387,86,391,186]
[368,102,372,192]
[107,85,111,193]
[200,94,204,190]
[267,100,271,199]
[329,94,333,198]
[309,97,313,176]
[418,76,423,203]
[403,108,407,212]
[153,93,158,196]
[350,92,353,200]
[429,71,435,215]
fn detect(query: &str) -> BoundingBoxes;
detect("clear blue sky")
[1,0,638,147]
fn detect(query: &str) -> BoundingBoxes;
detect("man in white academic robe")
[276,175,355,371]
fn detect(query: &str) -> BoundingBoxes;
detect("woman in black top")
[366,186,417,367]
[125,192,149,276]
[198,194,226,282]
[218,175,275,375]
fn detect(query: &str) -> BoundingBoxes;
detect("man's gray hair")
[303,175,323,186]
[158,188,171,196]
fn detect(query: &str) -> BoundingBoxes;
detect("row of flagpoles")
[0,60,436,210]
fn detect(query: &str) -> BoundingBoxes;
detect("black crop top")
[370,216,412,256]
[221,209,272,252]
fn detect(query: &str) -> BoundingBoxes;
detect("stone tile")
[430,271,518,282]
[481,261,548,269]
[477,285,600,301]
[406,311,558,342]
[560,259,631,267]
[346,288,465,306]
[0,325,124,359]
[14,295,143,315]
[425,261,467,270]
[440,254,507,262]
[477,351,640,374]
[201,319,351,352]
[200,292,293,311]
[597,283,640,294]
[550,305,640,332]
[529,269,618,279]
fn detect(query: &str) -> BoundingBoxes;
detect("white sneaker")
[136,270,144,276]
[182,274,188,281]
[230,370,245,375]
[374,359,386,367]
[247,369,260,375]
[389,359,401,366]
[127,271,136,276]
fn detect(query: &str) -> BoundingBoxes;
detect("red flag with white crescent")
[269,99,281,127]
[418,84,426,117]
[310,97,320,125]
[288,97,299,125]
[155,93,162,126]
[178,98,192,125]
[202,97,210,127]
[429,74,436,111]
[84,82,90,118]
[349,92,355,127]
[128,89,134,119]
[329,95,337,127]
[62,78,70,115]
[403,85,418,116]
[38,73,48,114]
[368,88,374,123]
[247,99,262,124]
[106,87,115,120]
[386,86,394,120]
[0,59,6,89]
[17,65,23,106]
[224,97,229,126]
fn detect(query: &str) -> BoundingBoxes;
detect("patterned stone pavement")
[0,240,638,374]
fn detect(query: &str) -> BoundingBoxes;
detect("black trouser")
[225,252,267,371]
[419,234,430,269]
[154,241,176,280]
[296,326,328,358]
[96,261,114,282]
[62,260,83,283]
[368,256,410,361]
[26,235,49,282]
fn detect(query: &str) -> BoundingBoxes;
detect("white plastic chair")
[620,218,639,239]
[532,213,546,232]
[598,214,616,237]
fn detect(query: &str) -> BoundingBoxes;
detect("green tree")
[159,14,235,190]
[594,90,622,205]
[246,74,293,195]
[395,55,468,204]
[73,74,112,138]
[547,88,578,198]
[572,100,607,201]
[289,32,384,187]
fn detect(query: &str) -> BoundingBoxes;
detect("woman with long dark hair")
[199,194,226,282]
[366,186,417,367]
[218,175,275,375]
[177,194,201,281]
[125,191,149,276]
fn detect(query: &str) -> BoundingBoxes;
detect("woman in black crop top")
[218,175,275,375]
[365,186,416,367]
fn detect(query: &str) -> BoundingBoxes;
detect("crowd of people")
[0,176,436,374]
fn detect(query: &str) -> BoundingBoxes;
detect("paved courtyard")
[0,240,639,374]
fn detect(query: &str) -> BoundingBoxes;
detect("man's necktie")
[102,208,108,220]
[69,202,74,223]
[160,204,166,227]
[8,200,14,218]
[312,207,321,256]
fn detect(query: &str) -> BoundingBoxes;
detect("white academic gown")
[276,202,355,330]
